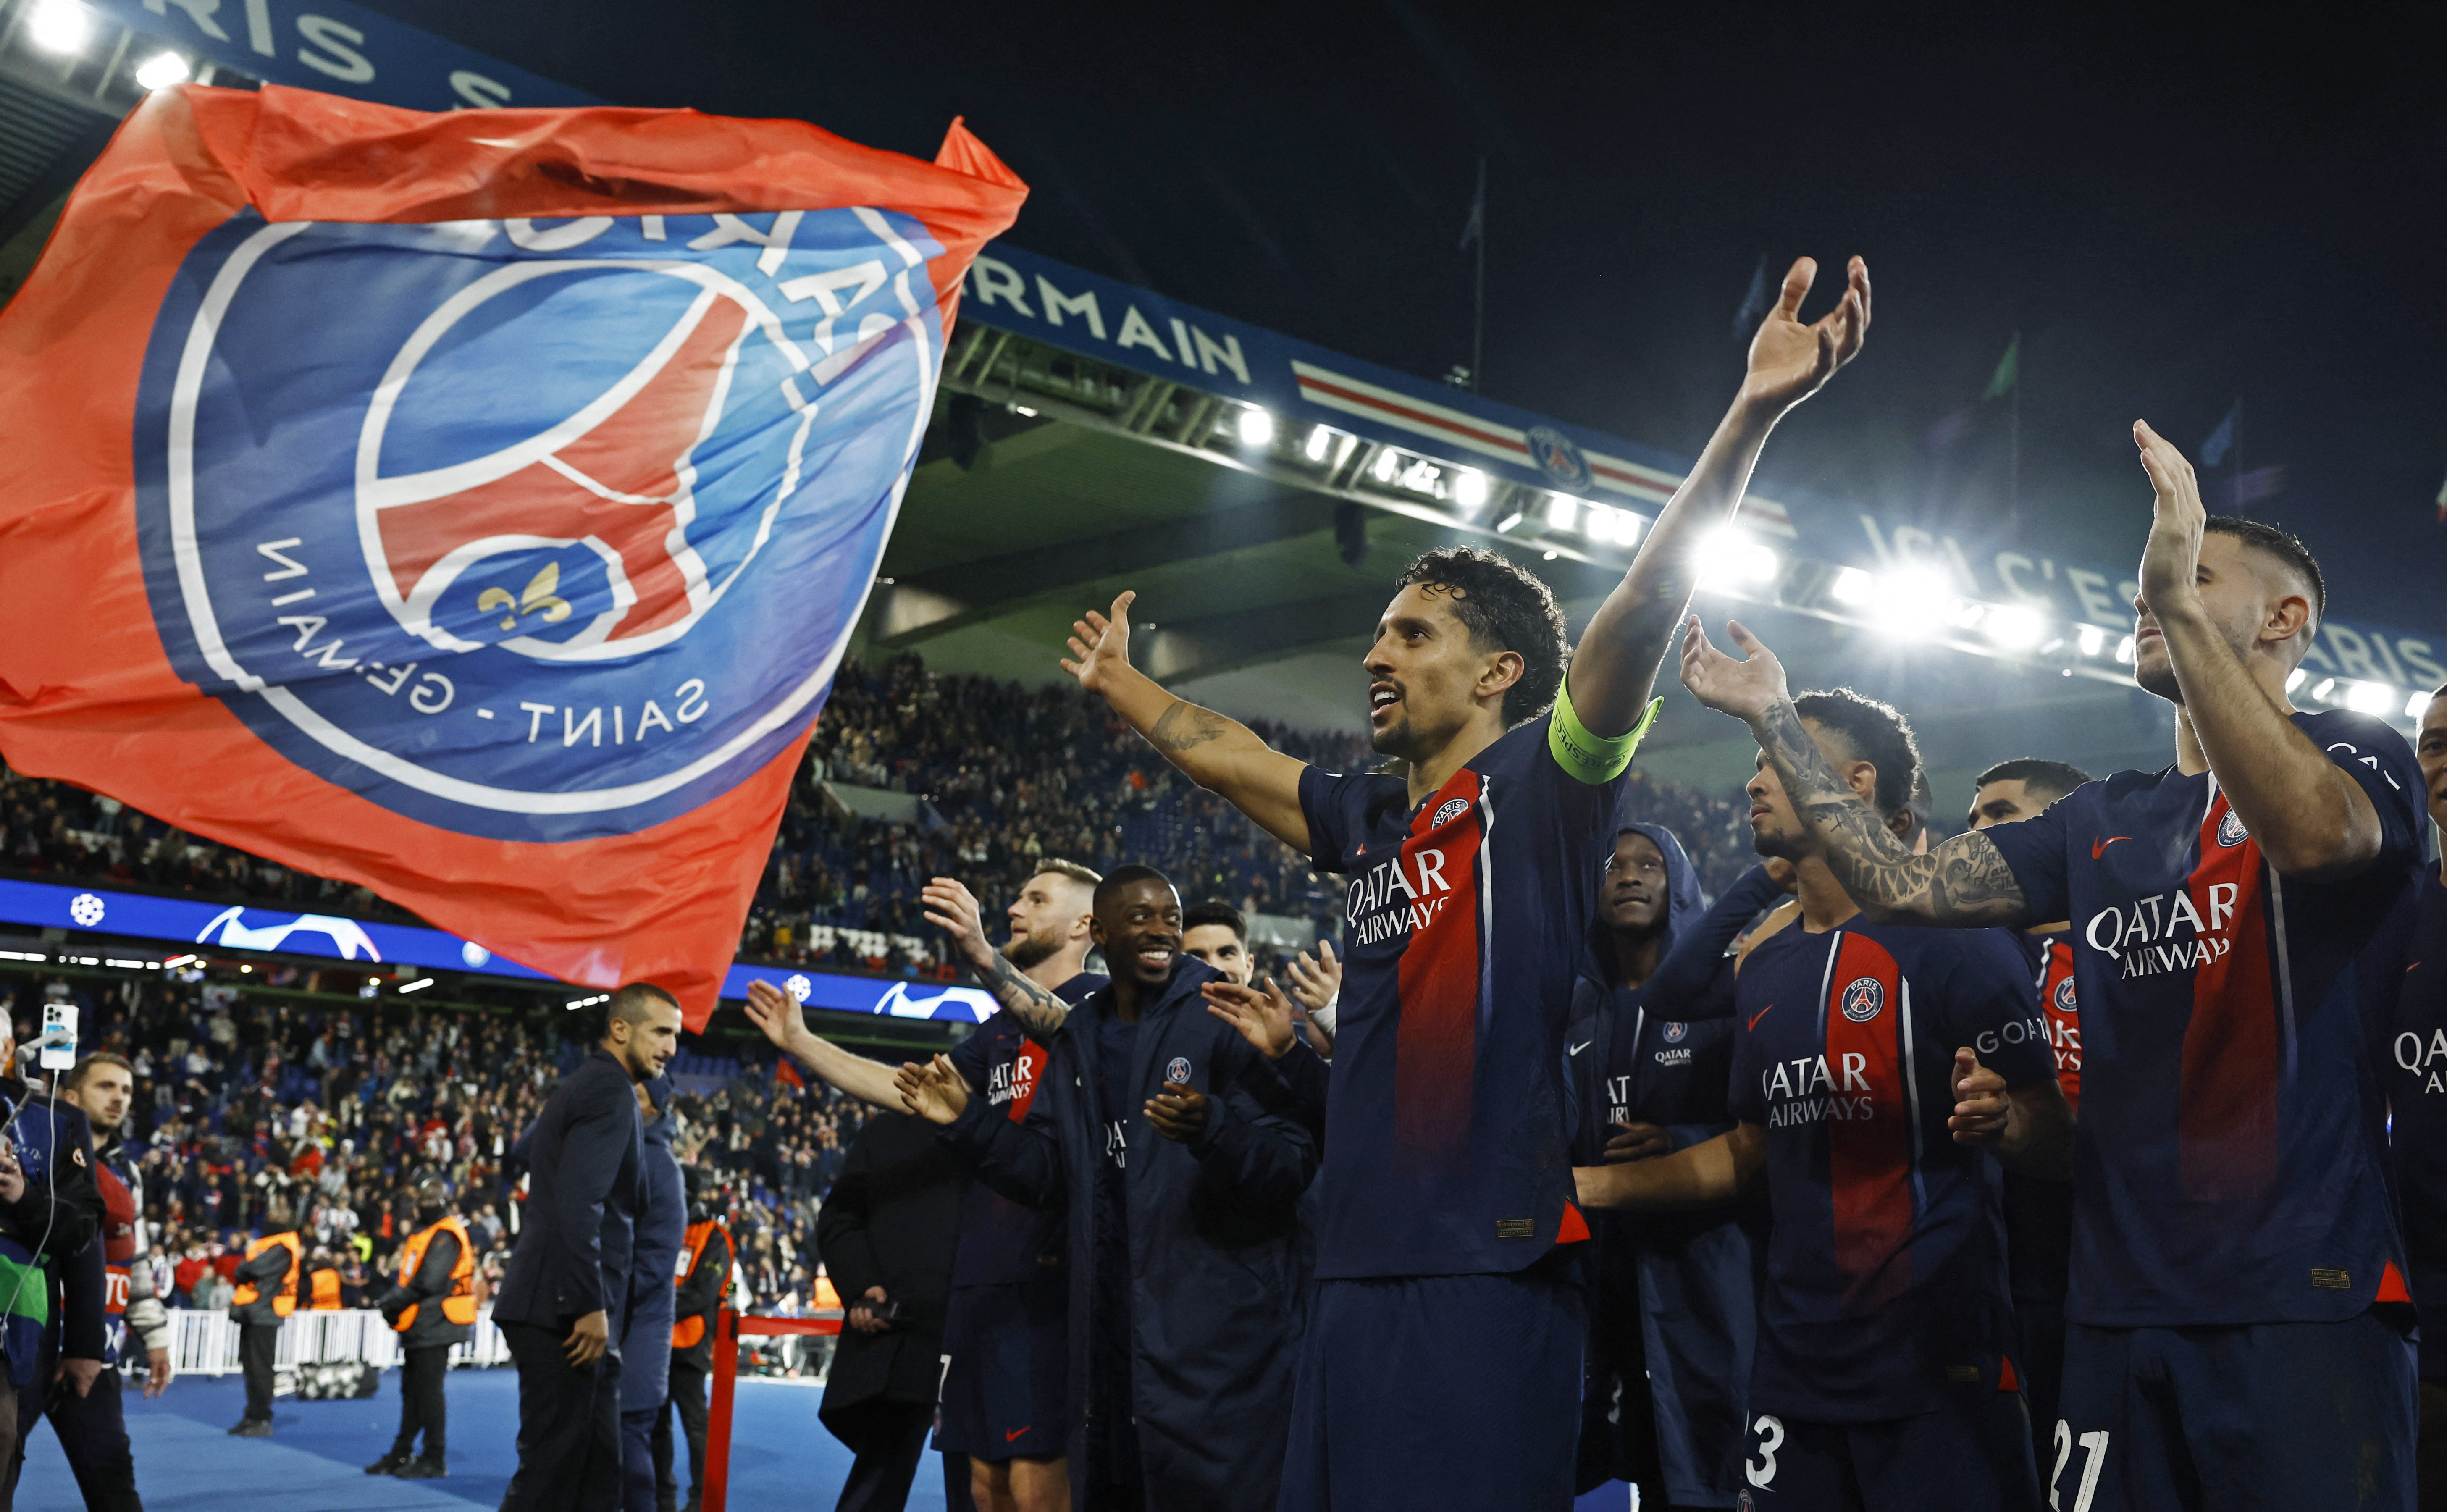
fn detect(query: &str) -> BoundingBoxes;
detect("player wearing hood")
[1567,824,1756,1510]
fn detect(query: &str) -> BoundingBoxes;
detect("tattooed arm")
[1060,589,1311,850]
[1679,618,2036,928]
[975,949,1077,1040]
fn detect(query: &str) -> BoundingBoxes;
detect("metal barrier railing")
[163,1306,512,1377]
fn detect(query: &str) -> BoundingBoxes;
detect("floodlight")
[1236,407,1273,446]
[2311,678,2336,701]
[28,0,91,54]
[2285,669,2307,694]
[2115,635,2135,664]
[1829,567,1875,605]
[1546,495,1580,532]
[1493,510,1524,533]
[2410,689,2434,718]
[1982,604,2045,650]
[1305,425,1333,462]
[1867,566,1952,638]
[2077,625,2107,657]
[1583,503,1620,544]
[2346,680,2398,716]
[134,50,189,89]
[1371,448,1400,483]
[1452,468,1489,511]
[1697,528,1777,590]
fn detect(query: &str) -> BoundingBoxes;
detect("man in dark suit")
[814,1110,967,1512]
[495,984,680,1512]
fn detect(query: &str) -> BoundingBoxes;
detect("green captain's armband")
[1548,681,1658,785]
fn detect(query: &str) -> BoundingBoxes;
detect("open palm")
[1061,590,1137,694]
[1742,256,1871,415]
[1680,617,1790,723]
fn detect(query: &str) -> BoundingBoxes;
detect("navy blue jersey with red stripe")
[947,970,1106,1286]
[1727,920,2052,1422]
[1981,709,2421,1328]
[2388,869,2447,1380]
[2003,932,2080,1306]
[1299,711,1625,1278]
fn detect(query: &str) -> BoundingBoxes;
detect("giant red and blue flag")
[0,84,1026,1025]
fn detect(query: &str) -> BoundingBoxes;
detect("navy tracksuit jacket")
[938,956,1316,1512]
[1566,826,1765,1507]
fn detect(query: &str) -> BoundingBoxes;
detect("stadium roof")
[885,244,2445,811]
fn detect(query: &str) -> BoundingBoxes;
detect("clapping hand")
[919,877,997,976]
[1144,1080,1210,1144]
[1283,942,1341,1056]
[894,1055,969,1126]
[1202,978,1297,1060]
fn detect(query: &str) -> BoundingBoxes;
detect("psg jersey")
[1299,711,1626,1278]
[945,971,1105,1286]
[2388,869,2447,1379]
[1728,919,2052,1422]
[1981,709,2422,1327]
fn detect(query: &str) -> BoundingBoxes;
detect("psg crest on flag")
[0,85,1024,1016]
[135,208,946,842]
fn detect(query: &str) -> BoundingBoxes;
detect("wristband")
[1548,680,1658,785]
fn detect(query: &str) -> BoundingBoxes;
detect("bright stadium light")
[134,51,189,88]
[1829,566,1875,605]
[1493,509,1524,533]
[1371,448,1400,483]
[398,977,435,994]
[2310,677,2336,701]
[1452,468,1489,511]
[1697,528,1777,590]
[2410,689,2434,718]
[1546,494,1581,533]
[1982,604,2046,650]
[1867,566,1952,639]
[1582,502,1618,542]
[1304,425,1333,462]
[1236,406,1274,446]
[2286,668,2308,694]
[2077,625,2107,657]
[28,0,91,53]
[2346,680,2399,716]
[2115,635,2135,664]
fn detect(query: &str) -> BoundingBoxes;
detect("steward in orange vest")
[229,1231,302,1325]
[382,1210,478,1350]
[306,1251,344,1310]
[669,1215,733,1373]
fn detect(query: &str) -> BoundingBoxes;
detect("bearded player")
[1060,255,1869,1509]
[1680,425,2423,1510]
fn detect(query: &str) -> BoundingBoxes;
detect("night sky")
[365,0,2447,624]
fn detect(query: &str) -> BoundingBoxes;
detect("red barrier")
[701,1308,843,1512]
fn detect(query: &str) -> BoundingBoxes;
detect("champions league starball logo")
[1840,976,1886,1024]
[133,210,946,843]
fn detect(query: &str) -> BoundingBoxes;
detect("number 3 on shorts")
[1745,1414,1784,1489]
[2049,1421,2109,1511]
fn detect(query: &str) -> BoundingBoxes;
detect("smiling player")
[1680,425,2426,1511]
[1060,255,1869,1508]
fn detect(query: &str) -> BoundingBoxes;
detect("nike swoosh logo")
[1747,1006,1773,1032]
[2091,837,2130,858]
[1568,1042,1592,1056]
[1006,1428,1031,1441]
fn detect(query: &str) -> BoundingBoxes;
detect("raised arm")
[920,878,1073,1040]
[1680,618,2035,928]
[2131,422,2385,879]
[742,980,906,1110]
[1569,257,1870,734]
[1061,591,1310,851]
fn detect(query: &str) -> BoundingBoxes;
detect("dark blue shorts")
[935,1276,1066,1462]
[1280,1261,1583,1512]
[1733,1391,2040,1512]
[2053,1312,2414,1512]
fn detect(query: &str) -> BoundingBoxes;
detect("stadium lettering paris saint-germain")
[131,209,948,842]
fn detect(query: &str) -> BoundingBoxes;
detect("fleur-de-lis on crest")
[478,563,573,632]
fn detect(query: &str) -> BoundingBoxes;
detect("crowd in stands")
[3,655,1759,983]
[0,973,874,1336]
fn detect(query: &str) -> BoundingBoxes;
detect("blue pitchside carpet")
[12,1368,956,1511]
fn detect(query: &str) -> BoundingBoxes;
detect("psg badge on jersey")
[0,85,1025,1024]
